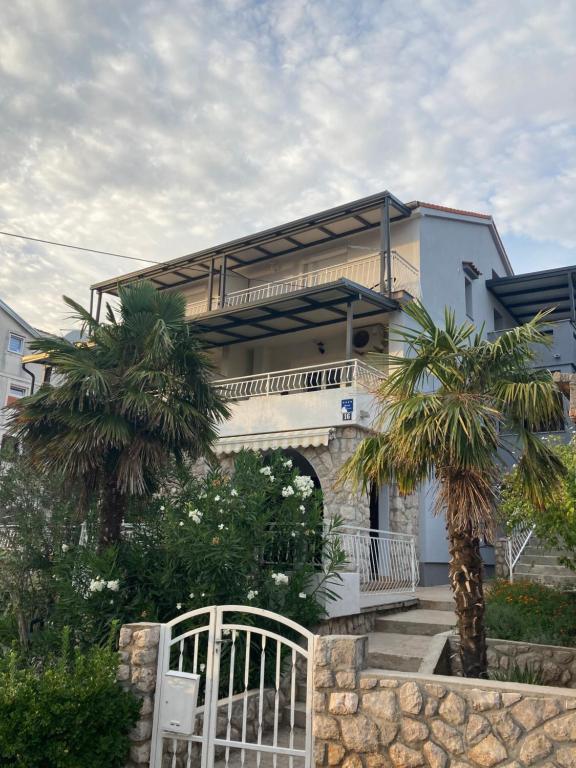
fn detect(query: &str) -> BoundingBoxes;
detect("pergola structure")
[487,265,576,324]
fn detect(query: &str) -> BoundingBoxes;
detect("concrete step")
[367,632,428,672]
[518,554,567,566]
[515,563,574,575]
[418,598,454,612]
[375,608,456,636]
[523,547,568,558]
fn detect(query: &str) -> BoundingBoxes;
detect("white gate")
[150,605,315,768]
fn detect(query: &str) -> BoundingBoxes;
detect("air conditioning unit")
[352,324,388,356]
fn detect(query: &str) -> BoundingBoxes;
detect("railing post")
[508,537,514,583]
[266,372,271,396]
[410,538,417,593]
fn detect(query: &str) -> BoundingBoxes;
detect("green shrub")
[499,438,576,571]
[0,631,140,768]
[485,580,576,647]
[490,663,545,686]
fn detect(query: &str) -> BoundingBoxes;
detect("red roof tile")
[408,201,492,220]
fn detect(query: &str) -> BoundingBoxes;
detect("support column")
[569,271,575,322]
[207,257,215,311]
[379,197,391,295]
[345,302,354,359]
[117,622,161,768]
[219,255,228,309]
[89,289,94,318]
[95,291,103,323]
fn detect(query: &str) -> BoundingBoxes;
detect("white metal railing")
[505,522,536,582]
[186,298,209,317]
[224,251,420,309]
[337,525,418,594]
[214,359,386,400]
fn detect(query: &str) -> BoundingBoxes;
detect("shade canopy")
[487,266,576,323]
[92,191,411,296]
[214,427,334,455]
[191,279,399,347]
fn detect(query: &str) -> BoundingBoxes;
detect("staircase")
[366,593,456,673]
[513,540,576,588]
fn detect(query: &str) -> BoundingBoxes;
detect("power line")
[0,230,161,265]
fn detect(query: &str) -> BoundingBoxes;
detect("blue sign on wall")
[341,398,354,421]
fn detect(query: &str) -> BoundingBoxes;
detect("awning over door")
[214,427,335,455]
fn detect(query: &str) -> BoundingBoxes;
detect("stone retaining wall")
[449,635,576,689]
[314,635,576,767]
[493,540,508,580]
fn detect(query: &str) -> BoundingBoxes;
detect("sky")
[0,0,575,333]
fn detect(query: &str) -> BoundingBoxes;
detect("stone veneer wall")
[117,622,161,768]
[449,635,576,689]
[314,635,576,768]
[493,540,509,580]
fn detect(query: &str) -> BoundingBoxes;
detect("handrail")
[213,359,386,400]
[336,525,419,594]
[505,522,536,583]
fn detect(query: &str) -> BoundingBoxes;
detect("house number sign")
[341,398,354,421]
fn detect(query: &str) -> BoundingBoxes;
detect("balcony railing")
[214,359,385,401]
[337,525,418,594]
[186,252,420,318]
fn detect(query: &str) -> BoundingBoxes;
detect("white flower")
[299,505,305,513]
[189,593,195,599]
[162,395,168,402]
[290,531,296,537]
[214,495,221,501]
[160,505,165,511]
[299,592,306,599]
[281,485,294,497]
[294,476,314,499]
[223,628,231,636]
[61,543,69,552]
[230,488,238,497]
[269,475,275,482]
[271,572,289,586]
[109,599,114,604]
[176,603,182,610]
[188,509,202,523]
[179,521,184,527]
[247,589,258,600]
[201,592,206,597]
[283,459,293,468]
[200,663,206,672]
[107,580,120,592]
[89,578,106,593]
[259,466,272,476]
[218,523,224,530]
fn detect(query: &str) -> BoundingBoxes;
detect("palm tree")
[7,282,230,547]
[339,301,566,678]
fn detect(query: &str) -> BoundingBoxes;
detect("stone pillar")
[494,538,509,579]
[118,621,161,768]
[313,635,367,767]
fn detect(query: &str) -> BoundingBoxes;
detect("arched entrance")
[281,449,322,491]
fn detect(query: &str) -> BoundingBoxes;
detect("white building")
[0,297,45,445]
[92,191,518,595]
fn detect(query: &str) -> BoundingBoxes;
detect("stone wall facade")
[117,622,161,768]
[314,634,576,768]
[493,539,509,580]
[449,635,576,689]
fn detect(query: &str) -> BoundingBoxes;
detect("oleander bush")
[1,448,344,655]
[0,629,140,768]
[485,579,576,647]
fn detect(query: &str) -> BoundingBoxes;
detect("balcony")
[214,359,386,451]
[187,252,419,318]
[214,358,385,401]
[488,319,576,373]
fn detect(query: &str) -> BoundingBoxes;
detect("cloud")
[0,0,574,331]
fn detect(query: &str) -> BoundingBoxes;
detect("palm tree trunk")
[448,524,488,678]
[99,475,126,548]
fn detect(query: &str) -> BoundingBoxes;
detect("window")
[7,333,24,354]
[493,309,505,331]
[465,277,473,319]
[6,384,26,406]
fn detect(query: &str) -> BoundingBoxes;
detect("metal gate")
[150,605,315,768]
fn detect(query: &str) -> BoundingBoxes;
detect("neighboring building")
[0,297,45,445]
[91,191,521,591]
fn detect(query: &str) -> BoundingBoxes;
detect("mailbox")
[159,671,200,735]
